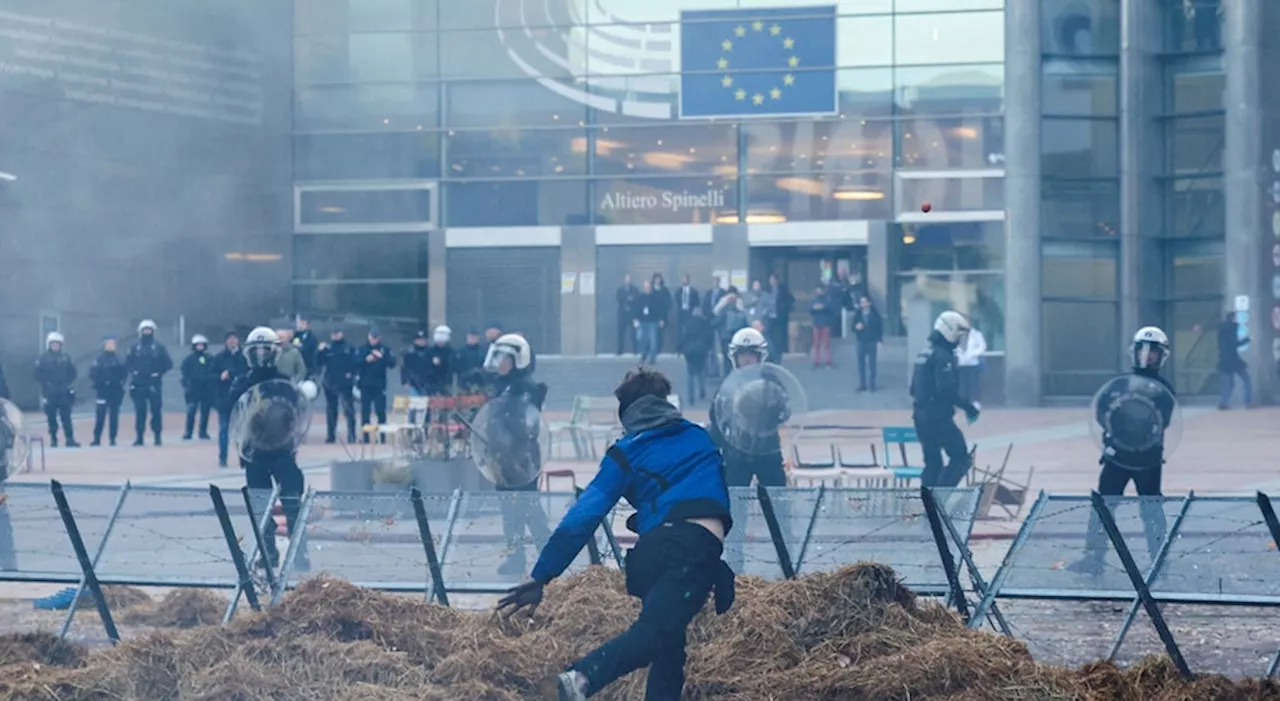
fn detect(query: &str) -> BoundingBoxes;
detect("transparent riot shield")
[1089,374,1183,470]
[230,379,312,463]
[711,362,809,458]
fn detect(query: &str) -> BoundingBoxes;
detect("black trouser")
[243,456,307,566]
[574,521,725,700]
[1082,462,1167,562]
[723,451,788,575]
[857,342,878,390]
[914,414,970,488]
[683,352,707,405]
[324,387,356,442]
[617,315,633,355]
[184,391,213,438]
[216,406,232,463]
[43,397,74,443]
[92,396,122,444]
[498,477,551,554]
[131,386,163,440]
[359,388,386,443]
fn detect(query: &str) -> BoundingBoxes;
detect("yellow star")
[752,93,764,105]
[752,20,764,32]
[734,25,746,37]
[717,57,729,69]
[783,37,795,49]
[783,74,795,86]
[769,24,782,36]
[788,56,800,67]
[721,75,733,88]
[735,88,746,101]
[722,39,733,51]
[770,87,782,100]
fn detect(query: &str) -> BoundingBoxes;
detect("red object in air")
[921,201,932,213]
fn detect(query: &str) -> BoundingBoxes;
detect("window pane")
[1167,176,1224,238]
[451,0,583,28]
[445,179,588,226]
[836,16,892,67]
[1169,297,1223,393]
[441,28,586,79]
[293,234,429,281]
[1164,1,1222,53]
[746,172,892,222]
[594,124,738,176]
[1170,69,1224,115]
[1169,114,1224,175]
[745,119,891,175]
[1042,178,1120,238]
[899,175,1004,213]
[588,0,734,24]
[446,129,587,177]
[446,79,588,128]
[295,34,436,84]
[594,176,736,225]
[295,84,439,131]
[581,23,676,76]
[1042,240,1118,298]
[894,64,1004,115]
[896,272,1005,350]
[296,0,437,34]
[1042,0,1121,56]
[894,12,1004,65]
[838,68,894,118]
[1042,59,1118,116]
[895,0,1003,10]
[1043,301,1120,373]
[295,133,440,180]
[294,282,428,322]
[1169,244,1223,298]
[299,190,434,225]
[898,115,1004,170]
[898,222,1004,271]
[1042,118,1118,178]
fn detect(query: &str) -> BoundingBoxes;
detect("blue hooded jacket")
[530,395,732,584]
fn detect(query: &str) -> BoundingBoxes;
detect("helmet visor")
[484,345,515,372]
[1134,341,1167,369]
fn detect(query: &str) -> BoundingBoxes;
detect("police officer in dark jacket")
[89,336,127,446]
[357,328,396,444]
[35,332,79,448]
[454,329,487,392]
[423,325,455,395]
[126,319,174,446]
[1068,326,1176,576]
[181,335,217,441]
[499,366,735,701]
[317,327,357,444]
[910,311,979,488]
[213,332,248,467]
[231,327,310,571]
[1217,311,1252,409]
[400,329,433,425]
[293,318,320,379]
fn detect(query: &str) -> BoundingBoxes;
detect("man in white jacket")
[955,324,987,409]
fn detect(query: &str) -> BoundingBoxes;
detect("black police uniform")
[910,329,979,488]
[317,338,358,443]
[400,341,432,425]
[294,328,320,378]
[89,349,127,446]
[34,349,78,447]
[356,341,396,443]
[489,368,552,576]
[454,341,487,391]
[181,345,218,440]
[212,344,249,466]
[230,366,309,570]
[126,336,173,445]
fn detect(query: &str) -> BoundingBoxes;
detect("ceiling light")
[0,172,15,182]
[832,189,885,201]
[318,206,346,214]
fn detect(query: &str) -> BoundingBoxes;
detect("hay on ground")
[75,585,152,611]
[1,564,1278,701]
[120,589,228,629]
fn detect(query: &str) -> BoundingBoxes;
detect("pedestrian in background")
[213,332,248,466]
[1217,310,1252,409]
[275,328,307,383]
[853,295,883,393]
[679,306,714,407]
[809,285,835,369]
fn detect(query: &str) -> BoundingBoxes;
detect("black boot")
[49,435,58,448]
[90,439,101,447]
[64,434,80,448]
[133,434,145,446]
[154,433,162,447]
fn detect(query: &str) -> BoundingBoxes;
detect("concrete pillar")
[428,228,446,325]
[711,224,750,290]
[865,221,893,317]
[1119,0,1166,365]
[559,226,596,355]
[1223,0,1270,401]
[1002,0,1042,406]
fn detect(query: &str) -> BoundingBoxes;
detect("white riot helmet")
[933,310,971,346]
[728,327,768,364]
[137,319,158,335]
[484,333,532,374]
[1132,326,1170,370]
[244,326,281,369]
[45,332,64,348]
[191,334,209,348]
[433,325,452,344]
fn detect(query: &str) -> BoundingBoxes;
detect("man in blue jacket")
[498,367,735,701]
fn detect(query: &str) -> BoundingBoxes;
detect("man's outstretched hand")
[497,579,544,618]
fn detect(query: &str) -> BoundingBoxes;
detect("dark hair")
[1226,311,1236,322]
[614,366,673,414]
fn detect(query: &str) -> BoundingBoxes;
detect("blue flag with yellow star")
[679,6,837,119]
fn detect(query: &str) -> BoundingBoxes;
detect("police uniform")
[213,340,249,466]
[34,344,78,447]
[181,341,217,440]
[490,368,553,575]
[89,345,127,446]
[910,327,979,488]
[356,337,396,443]
[317,334,358,443]
[126,331,174,446]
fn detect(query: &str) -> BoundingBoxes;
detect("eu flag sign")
[679,6,837,119]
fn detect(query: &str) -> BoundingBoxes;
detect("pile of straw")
[0,564,1276,700]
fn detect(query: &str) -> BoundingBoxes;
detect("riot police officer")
[910,311,980,488]
[317,328,357,444]
[294,317,320,379]
[356,328,396,444]
[35,333,79,448]
[424,325,455,395]
[126,319,173,446]
[213,332,248,467]
[89,336,126,446]
[181,334,217,441]
[401,330,432,425]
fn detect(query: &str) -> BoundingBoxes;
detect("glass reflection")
[295,84,439,131]
[1041,0,1121,56]
[836,16,892,67]
[294,282,429,322]
[897,222,1004,271]
[893,11,1004,66]
[894,64,1003,115]
[747,173,891,222]
[446,129,587,177]
[897,271,1005,351]
[1165,0,1222,53]
[899,176,1004,213]
[898,115,1002,170]
[593,124,737,176]
[296,133,441,180]
[746,119,891,175]
[1041,178,1121,239]
[295,34,435,84]
[445,179,588,226]
[1041,118,1118,178]
[446,80,588,128]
